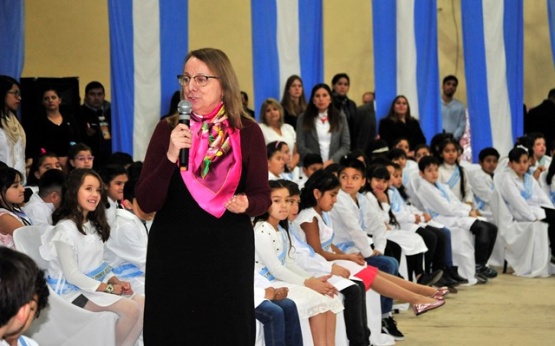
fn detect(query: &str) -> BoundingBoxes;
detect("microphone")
[178,100,192,171]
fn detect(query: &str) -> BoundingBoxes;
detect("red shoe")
[412,299,445,316]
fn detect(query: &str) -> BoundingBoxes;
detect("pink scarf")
[180,103,242,218]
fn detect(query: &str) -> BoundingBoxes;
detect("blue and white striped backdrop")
[461,0,523,161]
[251,0,323,119]
[372,0,442,144]
[14,1,527,161]
[548,0,555,67]
[108,0,188,160]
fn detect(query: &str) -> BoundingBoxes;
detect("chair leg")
[503,260,508,274]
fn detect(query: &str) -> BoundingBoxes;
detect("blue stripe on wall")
[414,0,441,143]
[503,0,523,141]
[548,0,555,67]
[372,0,397,122]
[0,0,24,78]
[251,0,280,120]
[108,0,135,154]
[299,0,323,94]
[461,0,493,162]
[159,0,188,117]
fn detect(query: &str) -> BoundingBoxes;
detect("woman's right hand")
[304,275,337,297]
[167,123,192,163]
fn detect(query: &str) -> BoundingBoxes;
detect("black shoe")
[475,273,488,284]
[417,269,443,286]
[382,316,405,341]
[434,274,458,288]
[448,266,469,284]
[476,265,497,278]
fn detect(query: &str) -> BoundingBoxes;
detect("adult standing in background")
[78,81,112,169]
[28,88,80,171]
[280,75,307,130]
[440,75,466,141]
[526,88,555,150]
[296,83,350,167]
[379,95,426,153]
[352,95,377,153]
[0,76,26,183]
[136,48,271,345]
[331,73,357,149]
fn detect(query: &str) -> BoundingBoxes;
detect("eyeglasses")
[76,155,94,162]
[7,90,21,98]
[177,74,219,87]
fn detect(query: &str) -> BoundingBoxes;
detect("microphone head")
[178,100,192,115]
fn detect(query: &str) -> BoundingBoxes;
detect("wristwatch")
[105,284,114,293]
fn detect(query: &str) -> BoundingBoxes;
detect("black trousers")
[341,280,371,346]
[385,240,424,281]
[418,226,447,273]
[469,220,498,265]
[541,207,555,253]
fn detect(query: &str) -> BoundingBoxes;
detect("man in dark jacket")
[525,88,555,151]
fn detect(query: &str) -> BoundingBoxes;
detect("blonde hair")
[259,98,284,126]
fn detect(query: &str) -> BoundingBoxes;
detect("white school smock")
[416,179,477,231]
[496,169,554,221]
[439,163,474,204]
[468,169,495,214]
[362,193,389,254]
[22,193,54,227]
[329,190,374,258]
[254,221,343,318]
[40,220,122,306]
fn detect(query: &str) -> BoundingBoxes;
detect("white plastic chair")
[489,188,552,277]
[13,226,119,346]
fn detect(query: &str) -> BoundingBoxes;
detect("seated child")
[0,247,48,345]
[295,153,324,189]
[468,147,499,218]
[23,169,65,226]
[436,138,474,206]
[266,141,287,180]
[253,180,343,345]
[416,156,498,284]
[68,143,94,170]
[496,146,555,264]
[2,251,49,346]
[386,161,466,289]
[254,271,302,346]
[0,167,32,249]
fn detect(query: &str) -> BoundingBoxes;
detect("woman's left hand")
[225,193,249,214]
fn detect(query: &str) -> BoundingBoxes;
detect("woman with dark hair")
[280,75,308,129]
[136,48,271,345]
[296,83,350,168]
[378,95,426,150]
[0,75,26,182]
[28,87,81,171]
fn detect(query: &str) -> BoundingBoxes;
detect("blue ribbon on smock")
[259,225,288,281]
[520,173,534,200]
[19,336,28,346]
[446,166,461,190]
[550,191,555,205]
[47,262,112,296]
[474,181,494,210]
[289,222,316,256]
[389,187,403,213]
[111,263,143,280]
[319,212,334,251]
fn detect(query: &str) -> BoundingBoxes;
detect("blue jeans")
[365,254,399,314]
[255,299,302,346]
